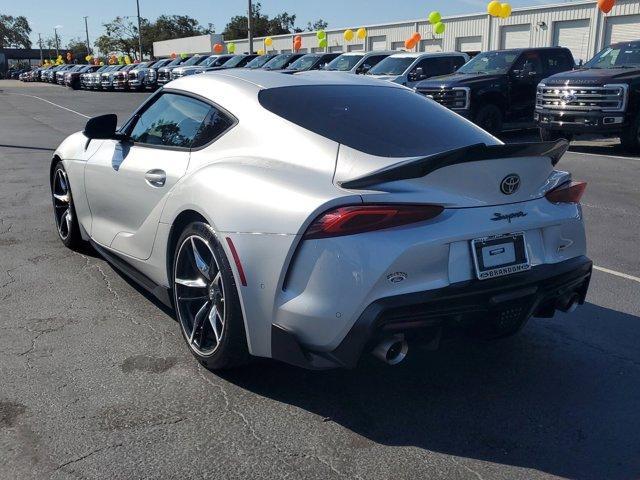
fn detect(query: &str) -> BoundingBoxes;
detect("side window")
[129,93,211,148]
[451,56,467,72]
[512,52,543,76]
[542,51,574,75]
[366,55,387,68]
[191,106,235,148]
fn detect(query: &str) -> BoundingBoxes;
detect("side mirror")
[83,114,118,140]
[408,67,424,82]
[357,63,372,74]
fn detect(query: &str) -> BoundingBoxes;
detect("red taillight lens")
[303,204,444,240]
[545,181,587,204]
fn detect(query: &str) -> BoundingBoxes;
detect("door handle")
[145,169,166,187]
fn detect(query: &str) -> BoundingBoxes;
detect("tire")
[474,104,503,135]
[172,222,250,370]
[540,128,573,143]
[51,162,82,249]
[620,113,640,153]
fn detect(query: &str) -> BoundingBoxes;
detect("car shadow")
[217,302,640,480]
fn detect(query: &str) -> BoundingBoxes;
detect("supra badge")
[500,174,521,195]
[491,211,527,223]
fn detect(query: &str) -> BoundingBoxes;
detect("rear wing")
[339,140,569,190]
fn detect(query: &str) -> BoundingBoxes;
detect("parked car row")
[14,40,640,151]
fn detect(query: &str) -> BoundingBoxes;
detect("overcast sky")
[8,0,563,46]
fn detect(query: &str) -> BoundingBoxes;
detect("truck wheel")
[475,104,503,135]
[540,128,573,143]
[620,114,640,153]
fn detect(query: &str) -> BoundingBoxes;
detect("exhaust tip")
[372,335,408,365]
[558,293,580,313]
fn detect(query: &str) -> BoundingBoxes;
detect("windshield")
[221,55,248,68]
[259,85,497,157]
[457,50,519,74]
[585,44,640,69]
[263,54,295,70]
[368,57,414,76]
[166,58,185,67]
[286,54,320,71]
[183,55,205,66]
[245,54,277,69]
[150,59,168,68]
[326,54,363,71]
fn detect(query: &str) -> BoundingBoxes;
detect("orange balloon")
[404,38,416,50]
[597,0,615,13]
[412,32,422,42]
[294,35,302,42]
[213,43,224,54]
[171,52,177,59]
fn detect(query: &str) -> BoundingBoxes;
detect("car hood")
[367,74,401,82]
[416,73,504,89]
[542,67,640,86]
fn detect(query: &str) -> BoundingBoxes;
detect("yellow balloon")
[487,0,502,16]
[500,3,512,18]
[357,28,367,40]
[265,37,273,47]
[257,49,265,55]
[343,29,354,42]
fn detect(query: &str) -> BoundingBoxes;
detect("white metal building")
[220,0,640,65]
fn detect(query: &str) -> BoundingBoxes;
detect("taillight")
[303,204,444,240]
[545,181,587,204]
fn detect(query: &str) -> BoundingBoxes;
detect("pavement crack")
[54,443,124,472]
[449,456,485,480]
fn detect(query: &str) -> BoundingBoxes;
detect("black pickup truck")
[415,47,575,135]
[535,41,640,152]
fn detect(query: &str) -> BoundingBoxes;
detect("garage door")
[604,14,640,45]
[329,45,343,53]
[347,44,364,52]
[420,39,443,52]
[553,19,590,64]
[456,36,482,53]
[369,36,387,51]
[500,24,531,49]
[391,41,405,51]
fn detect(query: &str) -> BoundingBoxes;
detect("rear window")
[259,85,497,157]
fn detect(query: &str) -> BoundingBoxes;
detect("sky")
[3,0,565,47]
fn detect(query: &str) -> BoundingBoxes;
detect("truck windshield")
[457,51,519,74]
[245,55,277,69]
[326,54,363,71]
[287,54,320,71]
[585,44,640,69]
[368,57,414,75]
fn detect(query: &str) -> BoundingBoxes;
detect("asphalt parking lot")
[0,79,639,480]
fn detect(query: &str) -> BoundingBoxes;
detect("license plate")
[471,233,530,280]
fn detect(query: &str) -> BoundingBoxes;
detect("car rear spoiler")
[339,140,569,190]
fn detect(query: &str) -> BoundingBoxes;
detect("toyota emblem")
[500,174,521,195]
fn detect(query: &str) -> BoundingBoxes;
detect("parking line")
[6,93,90,119]
[568,150,640,162]
[594,265,640,284]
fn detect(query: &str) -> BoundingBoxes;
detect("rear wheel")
[51,163,82,249]
[540,128,573,143]
[173,222,250,370]
[474,104,503,135]
[620,113,640,153]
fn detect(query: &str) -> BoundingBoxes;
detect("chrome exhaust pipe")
[371,335,408,365]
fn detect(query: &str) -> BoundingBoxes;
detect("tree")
[94,16,144,58]
[223,2,302,39]
[67,37,90,60]
[0,15,32,49]
[306,19,329,32]
[143,15,214,44]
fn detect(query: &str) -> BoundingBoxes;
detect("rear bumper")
[271,255,592,370]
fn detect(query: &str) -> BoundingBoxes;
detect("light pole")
[83,16,91,56]
[136,0,143,60]
[248,0,253,54]
[38,33,43,63]
[53,26,62,57]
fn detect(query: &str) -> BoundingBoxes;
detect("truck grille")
[128,71,138,81]
[158,71,170,82]
[416,87,469,110]
[536,84,628,112]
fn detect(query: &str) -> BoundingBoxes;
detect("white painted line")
[594,265,640,284]
[7,93,90,119]
[568,150,640,162]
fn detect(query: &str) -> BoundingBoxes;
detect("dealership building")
[154,0,639,65]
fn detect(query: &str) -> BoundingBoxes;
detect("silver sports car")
[50,70,592,370]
